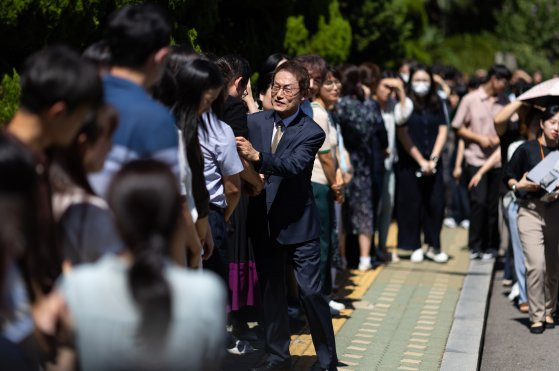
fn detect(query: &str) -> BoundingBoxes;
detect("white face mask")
[400,73,409,83]
[412,81,431,97]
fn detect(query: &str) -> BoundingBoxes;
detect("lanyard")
[538,137,546,160]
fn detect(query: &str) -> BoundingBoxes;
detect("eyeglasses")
[323,80,342,89]
[271,83,300,97]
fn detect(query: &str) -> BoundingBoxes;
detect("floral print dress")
[334,96,385,235]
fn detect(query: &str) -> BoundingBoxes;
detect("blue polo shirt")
[89,75,180,198]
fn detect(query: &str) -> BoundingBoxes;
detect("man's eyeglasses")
[271,83,300,97]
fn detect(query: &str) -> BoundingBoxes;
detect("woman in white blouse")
[373,71,414,262]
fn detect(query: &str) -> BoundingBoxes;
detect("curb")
[440,258,495,371]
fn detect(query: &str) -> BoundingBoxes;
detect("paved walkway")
[332,227,469,371]
[223,226,470,370]
[481,263,559,370]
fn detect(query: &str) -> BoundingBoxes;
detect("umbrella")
[517,78,559,106]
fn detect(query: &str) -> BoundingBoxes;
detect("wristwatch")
[430,155,439,163]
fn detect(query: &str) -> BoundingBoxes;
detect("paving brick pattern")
[223,226,469,370]
[333,227,469,371]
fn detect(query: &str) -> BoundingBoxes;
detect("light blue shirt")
[58,254,226,371]
[200,111,244,209]
[1,263,34,343]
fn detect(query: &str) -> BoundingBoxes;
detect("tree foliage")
[495,0,559,76]
[0,0,219,74]
[1,0,558,83]
[341,0,411,65]
[0,70,20,125]
[432,33,500,74]
[284,0,351,65]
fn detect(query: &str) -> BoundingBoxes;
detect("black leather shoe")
[251,359,291,371]
[530,322,545,334]
[545,316,555,329]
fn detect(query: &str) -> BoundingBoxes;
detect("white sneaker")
[329,300,346,311]
[425,248,449,263]
[391,251,400,263]
[508,282,520,302]
[460,220,470,230]
[358,261,372,271]
[443,217,457,228]
[227,339,256,355]
[481,252,495,260]
[410,248,424,263]
[469,252,481,260]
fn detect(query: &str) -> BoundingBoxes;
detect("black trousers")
[396,165,445,251]
[465,165,501,253]
[255,238,337,369]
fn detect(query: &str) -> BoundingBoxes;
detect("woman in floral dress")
[334,65,386,271]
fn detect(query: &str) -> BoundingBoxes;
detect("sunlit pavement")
[223,225,470,370]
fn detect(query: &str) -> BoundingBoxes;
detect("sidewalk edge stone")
[440,258,495,371]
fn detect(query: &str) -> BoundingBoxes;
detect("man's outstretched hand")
[236,137,260,162]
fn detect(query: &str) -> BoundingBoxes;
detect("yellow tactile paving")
[290,224,398,370]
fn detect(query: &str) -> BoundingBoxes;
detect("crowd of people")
[1,3,558,371]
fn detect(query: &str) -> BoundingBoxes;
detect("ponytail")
[107,160,182,349]
[128,234,171,349]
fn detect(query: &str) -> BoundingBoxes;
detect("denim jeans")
[505,197,527,304]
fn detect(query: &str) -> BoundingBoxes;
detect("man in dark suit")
[236,61,337,371]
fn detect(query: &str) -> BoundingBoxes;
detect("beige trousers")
[517,199,559,323]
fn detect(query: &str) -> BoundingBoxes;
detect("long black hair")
[152,44,198,109]
[216,54,251,94]
[107,159,182,348]
[173,58,223,148]
[0,135,38,299]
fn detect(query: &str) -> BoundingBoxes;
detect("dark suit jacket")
[247,109,326,245]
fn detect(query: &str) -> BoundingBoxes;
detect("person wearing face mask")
[396,64,449,263]
[398,59,414,84]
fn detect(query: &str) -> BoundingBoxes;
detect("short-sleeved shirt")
[311,102,333,185]
[58,254,226,371]
[451,87,508,167]
[199,112,244,209]
[504,140,555,200]
[399,103,447,168]
[89,75,180,198]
